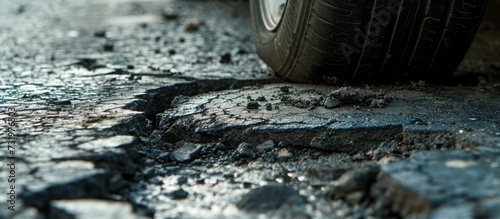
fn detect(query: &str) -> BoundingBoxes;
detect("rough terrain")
[0,0,499,219]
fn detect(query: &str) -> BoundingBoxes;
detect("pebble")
[331,166,379,204]
[277,148,292,160]
[177,176,188,185]
[167,189,189,200]
[265,103,273,110]
[220,53,232,64]
[237,184,305,212]
[185,21,201,32]
[237,48,247,54]
[103,43,114,52]
[215,142,229,150]
[280,86,290,93]
[256,140,275,151]
[94,30,106,38]
[323,96,340,109]
[50,100,72,106]
[171,142,203,163]
[232,142,255,159]
[162,9,179,20]
[246,101,260,110]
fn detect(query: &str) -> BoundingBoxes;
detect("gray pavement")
[0,0,499,218]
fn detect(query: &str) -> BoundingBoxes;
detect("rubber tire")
[250,0,488,83]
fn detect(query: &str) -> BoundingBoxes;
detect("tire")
[250,0,489,83]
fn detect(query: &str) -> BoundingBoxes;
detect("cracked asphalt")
[1,0,499,218]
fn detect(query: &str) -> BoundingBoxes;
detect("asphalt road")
[0,0,499,218]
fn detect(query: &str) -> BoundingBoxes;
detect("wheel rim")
[259,0,287,31]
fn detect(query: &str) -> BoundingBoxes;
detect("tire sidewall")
[250,0,309,79]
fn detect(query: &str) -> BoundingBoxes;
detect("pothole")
[119,83,498,218]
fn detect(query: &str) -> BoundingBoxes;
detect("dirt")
[280,86,390,110]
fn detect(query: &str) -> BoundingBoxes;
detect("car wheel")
[250,0,488,83]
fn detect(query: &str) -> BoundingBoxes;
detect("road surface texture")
[0,0,499,218]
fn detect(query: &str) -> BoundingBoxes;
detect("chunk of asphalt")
[276,148,293,160]
[219,52,231,64]
[167,188,189,200]
[50,199,147,219]
[21,161,111,209]
[237,184,305,213]
[323,96,341,109]
[256,140,275,151]
[77,135,137,151]
[330,166,379,204]
[171,142,203,163]
[231,142,255,159]
[371,150,500,218]
[246,101,260,109]
[265,103,273,110]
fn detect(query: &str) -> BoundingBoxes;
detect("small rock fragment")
[323,96,340,109]
[265,103,273,110]
[280,86,290,93]
[256,96,267,101]
[370,98,388,108]
[171,142,203,163]
[215,142,228,150]
[103,43,114,52]
[237,48,247,54]
[257,140,275,151]
[177,176,188,185]
[243,182,253,188]
[185,21,200,32]
[220,53,232,64]
[50,99,72,106]
[246,101,260,110]
[167,189,189,200]
[94,30,106,38]
[76,58,99,70]
[330,166,379,204]
[232,142,255,159]
[162,9,179,20]
[277,148,292,160]
[16,4,27,14]
[237,184,305,212]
